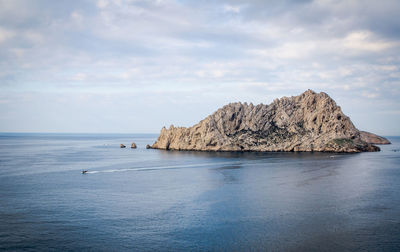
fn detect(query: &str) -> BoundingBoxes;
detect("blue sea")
[0,133,399,251]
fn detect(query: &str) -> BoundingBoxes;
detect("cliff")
[152,90,380,153]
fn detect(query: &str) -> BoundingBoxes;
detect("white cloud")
[377,65,397,71]
[0,27,15,43]
[259,41,317,60]
[97,0,109,9]
[10,48,25,58]
[223,4,241,13]
[361,91,379,99]
[71,73,87,81]
[23,31,44,44]
[343,30,396,52]
[71,10,84,24]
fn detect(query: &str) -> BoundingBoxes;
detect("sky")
[0,0,399,135]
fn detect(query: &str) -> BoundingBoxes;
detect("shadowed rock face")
[152,90,380,153]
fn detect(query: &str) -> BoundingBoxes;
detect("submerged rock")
[131,142,137,149]
[120,144,126,148]
[360,131,390,145]
[146,144,151,149]
[152,90,381,153]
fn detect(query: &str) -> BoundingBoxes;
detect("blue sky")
[0,0,399,135]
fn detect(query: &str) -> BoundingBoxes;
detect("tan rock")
[152,90,380,153]
[120,144,126,148]
[131,142,137,149]
[360,131,390,145]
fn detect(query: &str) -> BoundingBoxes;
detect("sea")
[0,133,399,251]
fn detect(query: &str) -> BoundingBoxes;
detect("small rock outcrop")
[152,90,381,153]
[146,144,151,149]
[360,131,390,145]
[120,144,126,148]
[131,142,137,149]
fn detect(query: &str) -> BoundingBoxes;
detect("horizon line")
[0,132,159,135]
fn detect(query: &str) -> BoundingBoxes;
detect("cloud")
[96,0,109,9]
[223,4,241,13]
[343,30,397,52]
[0,27,15,43]
[361,91,379,99]
[70,10,84,24]
[0,0,399,134]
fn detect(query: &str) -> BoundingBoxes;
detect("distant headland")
[151,90,390,153]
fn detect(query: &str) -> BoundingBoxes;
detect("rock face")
[152,90,380,153]
[131,142,137,149]
[360,131,390,145]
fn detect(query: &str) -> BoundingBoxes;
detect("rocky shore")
[152,90,387,153]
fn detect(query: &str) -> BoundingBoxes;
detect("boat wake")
[84,160,244,174]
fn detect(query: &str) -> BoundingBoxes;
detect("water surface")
[0,133,399,251]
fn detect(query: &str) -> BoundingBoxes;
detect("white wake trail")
[85,160,245,174]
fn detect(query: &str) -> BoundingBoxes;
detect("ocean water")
[0,133,399,251]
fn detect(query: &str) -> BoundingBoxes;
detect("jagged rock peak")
[152,90,380,153]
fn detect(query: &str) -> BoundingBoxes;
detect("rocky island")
[152,90,389,153]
